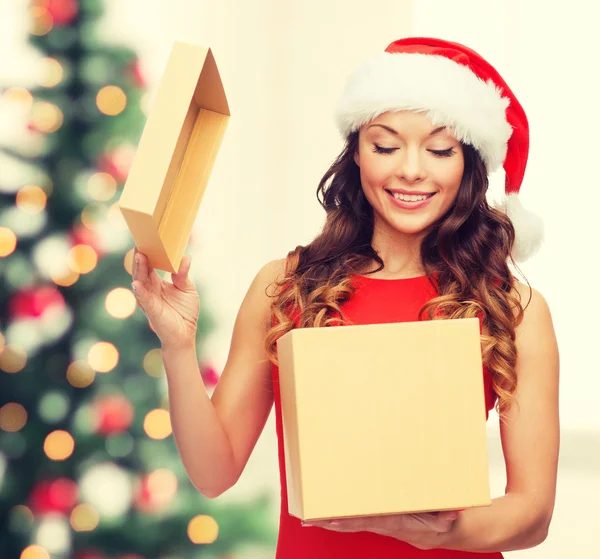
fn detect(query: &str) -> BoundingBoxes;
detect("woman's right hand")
[131,247,200,350]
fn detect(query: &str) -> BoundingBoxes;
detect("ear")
[353,149,360,167]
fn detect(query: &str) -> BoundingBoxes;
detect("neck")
[366,221,426,277]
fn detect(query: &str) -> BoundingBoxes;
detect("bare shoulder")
[240,258,288,327]
[255,258,288,289]
[510,279,556,353]
[510,279,553,325]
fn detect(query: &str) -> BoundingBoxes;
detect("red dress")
[270,274,502,558]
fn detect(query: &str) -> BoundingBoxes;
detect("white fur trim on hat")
[334,51,513,174]
[494,193,544,262]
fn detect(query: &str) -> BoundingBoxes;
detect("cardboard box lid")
[118,41,229,218]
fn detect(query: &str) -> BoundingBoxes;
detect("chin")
[387,216,438,237]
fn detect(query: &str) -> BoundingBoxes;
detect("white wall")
[2,1,598,556]
[94,0,599,434]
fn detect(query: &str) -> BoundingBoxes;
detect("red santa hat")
[334,37,542,262]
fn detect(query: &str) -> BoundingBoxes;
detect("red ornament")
[200,364,220,388]
[9,286,65,319]
[29,478,79,515]
[129,60,146,88]
[94,394,134,436]
[46,0,78,25]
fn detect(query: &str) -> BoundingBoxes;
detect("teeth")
[392,192,431,202]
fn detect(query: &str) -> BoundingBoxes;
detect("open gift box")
[276,317,492,521]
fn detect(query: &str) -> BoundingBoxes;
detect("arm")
[163,259,285,498]
[437,283,560,552]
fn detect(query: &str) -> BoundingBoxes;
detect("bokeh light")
[30,102,64,134]
[33,234,72,281]
[51,267,79,287]
[79,462,133,519]
[29,6,53,36]
[16,185,47,214]
[43,430,75,461]
[0,227,17,257]
[68,244,97,274]
[2,87,34,112]
[70,503,99,532]
[87,342,119,373]
[20,544,50,559]
[105,432,134,458]
[0,403,28,432]
[35,515,71,555]
[66,360,96,388]
[140,92,152,116]
[96,85,127,116]
[143,409,172,440]
[124,248,134,274]
[87,172,117,201]
[80,205,102,229]
[143,348,165,378]
[107,202,128,229]
[39,392,70,423]
[10,505,34,532]
[105,288,136,319]
[187,514,219,544]
[147,468,178,506]
[38,57,64,88]
[0,345,28,373]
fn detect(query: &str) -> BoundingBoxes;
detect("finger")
[131,279,155,317]
[132,246,138,276]
[171,255,194,290]
[134,250,161,288]
[437,511,460,522]
[427,511,458,533]
[306,520,350,532]
[410,512,450,533]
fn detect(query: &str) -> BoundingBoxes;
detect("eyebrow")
[367,124,447,136]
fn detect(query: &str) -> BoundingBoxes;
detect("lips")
[385,189,437,210]
[386,189,436,196]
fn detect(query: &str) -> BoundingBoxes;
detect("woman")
[130,37,559,557]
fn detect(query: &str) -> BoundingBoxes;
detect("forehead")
[365,110,457,139]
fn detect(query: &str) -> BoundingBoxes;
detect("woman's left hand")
[303,510,459,550]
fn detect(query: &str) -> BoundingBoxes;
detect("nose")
[397,146,426,184]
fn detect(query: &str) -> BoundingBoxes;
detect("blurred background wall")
[1,0,598,557]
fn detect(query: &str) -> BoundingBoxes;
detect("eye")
[373,144,397,155]
[429,148,456,157]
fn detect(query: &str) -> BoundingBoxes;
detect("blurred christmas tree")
[0,1,276,558]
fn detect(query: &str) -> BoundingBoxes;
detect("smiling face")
[354,110,465,242]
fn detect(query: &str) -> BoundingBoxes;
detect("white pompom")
[495,193,544,262]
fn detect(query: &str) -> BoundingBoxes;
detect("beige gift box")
[118,42,229,273]
[276,317,492,521]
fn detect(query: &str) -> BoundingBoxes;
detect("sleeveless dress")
[270,274,503,559]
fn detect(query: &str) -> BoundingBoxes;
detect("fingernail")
[131,283,136,292]
[135,254,139,263]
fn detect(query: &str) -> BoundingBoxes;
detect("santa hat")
[334,37,543,262]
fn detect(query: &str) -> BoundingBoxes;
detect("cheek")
[437,163,464,199]
[359,153,395,187]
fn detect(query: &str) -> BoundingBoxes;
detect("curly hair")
[265,130,529,417]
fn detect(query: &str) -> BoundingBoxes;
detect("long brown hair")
[265,131,527,416]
